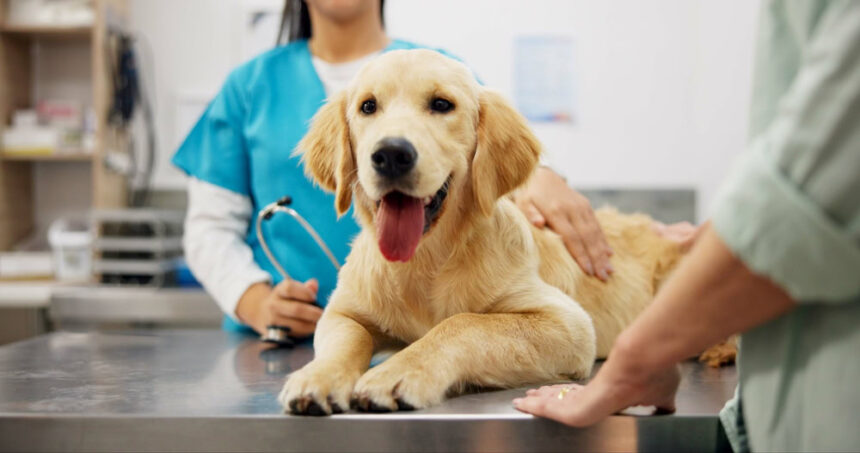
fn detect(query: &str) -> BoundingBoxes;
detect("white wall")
[129,0,242,191]
[131,0,760,221]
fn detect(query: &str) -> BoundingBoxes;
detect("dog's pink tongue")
[376,192,425,262]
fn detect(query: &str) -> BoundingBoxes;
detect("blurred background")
[0,0,759,343]
[136,0,758,220]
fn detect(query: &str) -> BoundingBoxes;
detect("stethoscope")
[255,195,341,347]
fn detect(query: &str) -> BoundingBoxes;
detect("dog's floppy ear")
[472,89,542,216]
[297,91,356,216]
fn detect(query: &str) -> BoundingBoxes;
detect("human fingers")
[516,198,547,227]
[571,208,614,281]
[270,299,323,324]
[268,314,317,338]
[525,383,582,398]
[274,278,318,303]
[304,278,319,295]
[548,215,595,277]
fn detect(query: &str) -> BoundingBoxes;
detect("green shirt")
[712,1,860,451]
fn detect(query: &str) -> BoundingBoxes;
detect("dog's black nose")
[372,137,417,179]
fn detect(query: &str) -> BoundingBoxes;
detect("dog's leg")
[351,286,596,411]
[278,309,375,415]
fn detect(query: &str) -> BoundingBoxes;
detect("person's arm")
[513,1,860,426]
[612,226,794,369]
[513,226,795,426]
[707,2,860,303]
[184,177,271,318]
[184,178,323,335]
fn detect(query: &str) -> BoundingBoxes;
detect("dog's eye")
[361,100,377,115]
[430,98,454,113]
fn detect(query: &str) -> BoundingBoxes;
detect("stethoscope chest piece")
[262,325,295,348]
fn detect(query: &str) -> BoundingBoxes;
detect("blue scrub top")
[172,39,458,332]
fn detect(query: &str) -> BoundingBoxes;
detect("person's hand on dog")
[515,166,614,281]
[653,220,707,252]
[512,346,680,427]
[236,278,323,337]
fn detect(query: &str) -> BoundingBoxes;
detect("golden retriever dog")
[279,49,713,416]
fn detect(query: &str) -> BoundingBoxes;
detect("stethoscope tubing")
[254,196,342,347]
[255,198,342,281]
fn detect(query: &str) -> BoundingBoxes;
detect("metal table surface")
[0,330,736,452]
[50,287,222,326]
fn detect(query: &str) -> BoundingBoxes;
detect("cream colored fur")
[279,50,683,415]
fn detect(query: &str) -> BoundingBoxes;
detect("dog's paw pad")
[350,393,394,412]
[288,395,324,415]
[327,396,343,414]
[305,400,327,416]
[350,394,372,411]
[287,396,305,414]
[395,397,415,411]
[366,400,393,413]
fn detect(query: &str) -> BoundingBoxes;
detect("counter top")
[0,281,63,308]
[0,282,221,325]
[50,287,221,325]
[0,330,736,452]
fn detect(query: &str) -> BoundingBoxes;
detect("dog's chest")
[374,277,473,343]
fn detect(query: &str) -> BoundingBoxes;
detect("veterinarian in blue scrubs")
[171,0,465,336]
[174,0,621,337]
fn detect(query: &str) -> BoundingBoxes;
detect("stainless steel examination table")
[0,330,736,452]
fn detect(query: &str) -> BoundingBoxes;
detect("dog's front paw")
[351,359,449,412]
[279,361,359,416]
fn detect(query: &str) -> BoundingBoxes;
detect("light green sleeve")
[712,1,860,303]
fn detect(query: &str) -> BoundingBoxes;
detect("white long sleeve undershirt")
[183,54,377,319]
[184,177,271,320]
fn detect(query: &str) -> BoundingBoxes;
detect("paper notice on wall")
[513,35,577,123]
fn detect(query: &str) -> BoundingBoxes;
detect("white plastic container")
[48,218,93,282]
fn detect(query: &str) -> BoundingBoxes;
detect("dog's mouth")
[375,177,450,262]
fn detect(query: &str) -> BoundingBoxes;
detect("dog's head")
[299,49,541,262]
